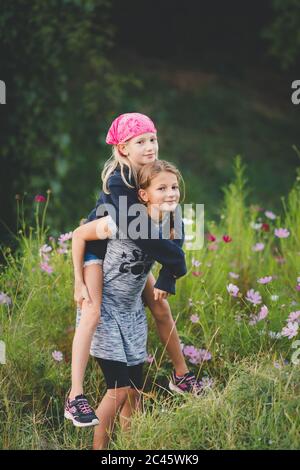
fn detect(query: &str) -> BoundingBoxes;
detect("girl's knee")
[107,386,131,404]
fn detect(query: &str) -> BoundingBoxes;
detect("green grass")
[0,157,300,449]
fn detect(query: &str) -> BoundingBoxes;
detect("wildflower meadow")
[0,157,300,450]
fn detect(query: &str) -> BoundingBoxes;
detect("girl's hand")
[153,288,169,301]
[74,280,92,308]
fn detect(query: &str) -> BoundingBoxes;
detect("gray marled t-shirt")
[76,225,155,366]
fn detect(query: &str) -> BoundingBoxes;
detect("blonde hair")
[137,160,185,240]
[101,146,138,194]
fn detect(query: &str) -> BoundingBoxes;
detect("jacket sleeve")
[154,220,185,294]
[106,173,187,294]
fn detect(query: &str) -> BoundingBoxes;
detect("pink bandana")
[105,112,157,145]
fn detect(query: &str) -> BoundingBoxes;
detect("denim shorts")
[83,251,103,268]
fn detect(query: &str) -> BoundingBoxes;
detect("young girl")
[65,113,203,428]
[83,160,185,450]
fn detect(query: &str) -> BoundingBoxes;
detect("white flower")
[269,331,282,339]
[250,222,262,230]
[270,295,279,302]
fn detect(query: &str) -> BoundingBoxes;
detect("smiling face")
[138,171,180,220]
[117,132,159,170]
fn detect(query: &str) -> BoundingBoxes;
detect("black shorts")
[94,357,144,390]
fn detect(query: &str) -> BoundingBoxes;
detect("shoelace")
[182,374,203,392]
[76,399,93,415]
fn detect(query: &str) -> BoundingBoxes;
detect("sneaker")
[64,394,99,427]
[169,371,203,395]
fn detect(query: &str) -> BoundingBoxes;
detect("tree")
[0,0,133,239]
[262,0,300,70]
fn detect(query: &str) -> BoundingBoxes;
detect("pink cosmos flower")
[190,314,199,323]
[198,349,212,362]
[227,283,239,297]
[183,345,211,365]
[57,246,68,255]
[287,311,300,322]
[207,233,216,242]
[281,322,299,339]
[58,232,73,244]
[257,305,269,321]
[35,195,46,203]
[257,276,272,284]
[39,244,52,261]
[296,285,300,292]
[40,262,54,274]
[274,228,290,238]
[192,271,203,277]
[249,305,268,325]
[39,244,52,255]
[265,211,276,220]
[0,292,12,305]
[261,223,270,232]
[252,243,265,252]
[246,289,262,305]
[52,350,63,362]
[183,345,199,361]
[222,235,232,243]
[229,272,239,279]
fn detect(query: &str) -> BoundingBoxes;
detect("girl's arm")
[103,173,186,294]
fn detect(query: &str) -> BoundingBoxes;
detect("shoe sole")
[168,381,186,395]
[169,381,203,396]
[64,410,99,427]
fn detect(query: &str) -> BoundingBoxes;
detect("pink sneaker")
[169,371,203,395]
[64,394,99,427]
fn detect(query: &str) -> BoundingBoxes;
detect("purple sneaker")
[169,371,203,396]
[64,394,99,427]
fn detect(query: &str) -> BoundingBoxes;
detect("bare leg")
[119,389,141,432]
[70,264,103,400]
[142,272,188,377]
[93,387,130,450]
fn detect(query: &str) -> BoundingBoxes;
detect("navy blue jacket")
[85,166,187,294]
